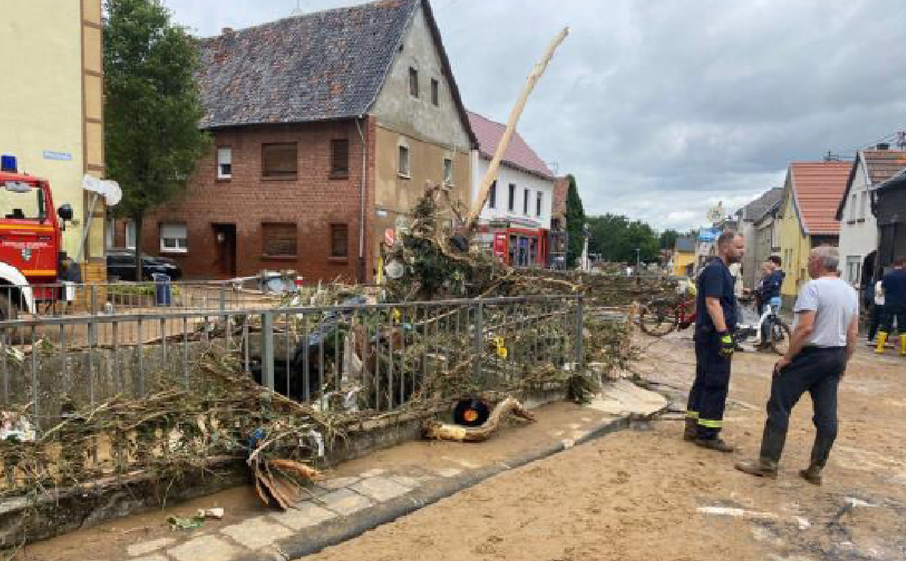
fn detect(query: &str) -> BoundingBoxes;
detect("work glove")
[718,331,735,359]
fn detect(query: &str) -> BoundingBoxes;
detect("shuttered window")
[262,143,297,179]
[262,223,298,257]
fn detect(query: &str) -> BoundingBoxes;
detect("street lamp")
[635,248,641,270]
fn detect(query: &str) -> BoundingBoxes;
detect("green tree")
[659,229,680,250]
[104,0,210,276]
[565,174,586,268]
[587,213,660,264]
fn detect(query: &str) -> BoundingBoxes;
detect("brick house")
[115,0,475,282]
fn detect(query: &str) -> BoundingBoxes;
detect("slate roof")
[195,0,474,142]
[788,161,853,236]
[467,112,555,180]
[675,237,696,253]
[835,149,906,218]
[737,188,784,221]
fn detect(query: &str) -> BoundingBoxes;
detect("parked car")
[106,249,182,281]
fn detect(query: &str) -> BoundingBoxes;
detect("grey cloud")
[162,0,906,230]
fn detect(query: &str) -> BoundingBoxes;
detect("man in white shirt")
[736,246,858,485]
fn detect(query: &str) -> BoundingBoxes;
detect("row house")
[468,112,557,267]
[119,0,476,282]
[733,187,783,289]
[834,146,906,290]
[776,161,852,305]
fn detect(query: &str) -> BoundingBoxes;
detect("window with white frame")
[217,147,232,179]
[849,194,857,220]
[443,157,453,186]
[846,256,861,286]
[536,191,543,217]
[160,223,187,253]
[523,188,530,215]
[398,145,410,178]
[125,219,137,250]
[859,191,867,220]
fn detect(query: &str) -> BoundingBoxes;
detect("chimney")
[222,27,234,35]
[876,142,890,151]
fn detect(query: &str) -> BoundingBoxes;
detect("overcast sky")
[161,0,906,232]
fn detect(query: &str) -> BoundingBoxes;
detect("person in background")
[736,247,858,485]
[875,256,906,356]
[867,276,885,344]
[754,256,785,350]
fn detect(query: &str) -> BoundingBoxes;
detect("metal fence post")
[473,300,484,381]
[219,283,226,313]
[575,296,584,369]
[262,311,275,390]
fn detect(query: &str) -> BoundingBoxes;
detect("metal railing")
[0,295,584,434]
[0,278,295,319]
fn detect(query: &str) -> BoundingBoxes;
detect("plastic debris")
[1,411,36,443]
[167,515,205,531]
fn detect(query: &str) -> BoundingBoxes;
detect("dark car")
[106,249,182,281]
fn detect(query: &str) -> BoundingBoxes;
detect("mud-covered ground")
[304,333,906,561]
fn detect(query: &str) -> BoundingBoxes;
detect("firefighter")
[684,231,745,452]
[874,256,906,356]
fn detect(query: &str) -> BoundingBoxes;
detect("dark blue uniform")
[687,257,738,439]
[880,268,906,332]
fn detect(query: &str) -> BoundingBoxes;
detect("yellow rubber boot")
[875,332,888,354]
[900,335,906,357]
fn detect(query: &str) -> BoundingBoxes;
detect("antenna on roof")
[897,131,906,150]
[547,161,559,175]
[824,150,840,162]
[290,0,303,16]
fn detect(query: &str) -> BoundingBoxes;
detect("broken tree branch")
[466,27,570,231]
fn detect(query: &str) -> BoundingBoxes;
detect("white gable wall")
[471,156,553,230]
[838,158,877,286]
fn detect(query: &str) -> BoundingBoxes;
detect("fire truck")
[0,155,74,320]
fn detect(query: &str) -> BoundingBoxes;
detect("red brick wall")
[139,119,372,283]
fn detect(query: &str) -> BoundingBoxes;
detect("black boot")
[683,417,698,441]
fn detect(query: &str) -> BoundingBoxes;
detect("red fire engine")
[0,155,74,319]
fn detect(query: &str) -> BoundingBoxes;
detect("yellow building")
[0,0,106,279]
[672,237,696,277]
[776,161,852,304]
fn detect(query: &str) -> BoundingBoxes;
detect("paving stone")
[220,516,294,550]
[127,537,176,557]
[359,468,386,478]
[320,488,373,516]
[270,501,337,531]
[168,535,241,561]
[350,476,413,502]
[390,475,424,488]
[318,476,361,490]
[432,467,463,478]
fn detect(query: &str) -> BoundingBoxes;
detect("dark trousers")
[868,304,885,341]
[758,346,846,468]
[879,305,905,333]
[687,330,732,439]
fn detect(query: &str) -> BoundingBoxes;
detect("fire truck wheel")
[0,294,18,321]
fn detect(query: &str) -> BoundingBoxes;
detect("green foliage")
[104,0,210,269]
[587,214,661,264]
[564,175,586,268]
[659,229,680,250]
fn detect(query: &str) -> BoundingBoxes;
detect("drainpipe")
[355,116,368,284]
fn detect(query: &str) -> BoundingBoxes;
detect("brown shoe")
[694,437,735,453]
[735,458,778,478]
[799,466,822,485]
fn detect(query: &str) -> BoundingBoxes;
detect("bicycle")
[735,296,792,356]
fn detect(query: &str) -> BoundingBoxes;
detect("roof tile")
[790,161,853,235]
[467,112,554,179]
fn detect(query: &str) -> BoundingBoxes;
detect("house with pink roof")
[467,111,558,267]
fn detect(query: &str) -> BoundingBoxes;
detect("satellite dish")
[82,174,122,206]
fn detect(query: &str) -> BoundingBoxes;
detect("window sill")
[160,249,188,255]
[262,255,297,261]
[846,220,856,225]
[398,173,411,180]
[330,171,350,180]
[857,218,866,223]
[328,256,349,264]
[215,178,232,183]
[261,176,298,182]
